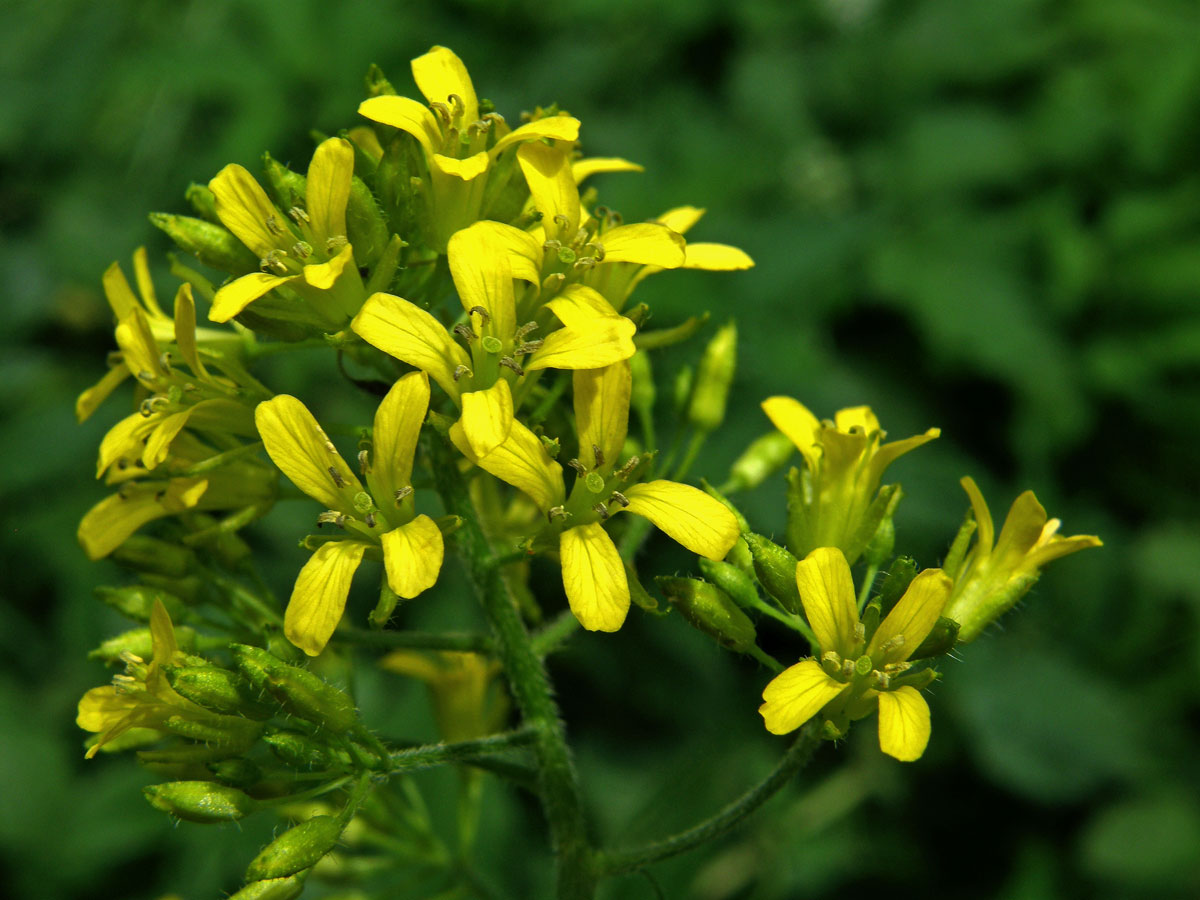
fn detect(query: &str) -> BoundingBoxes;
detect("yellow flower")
[255,373,444,656]
[451,361,739,631]
[759,547,952,762]
[762,399,939,563]
[207,137,365,327]
[351,219,636,458]
[358,45,580,249]
[942,477,1102,642]
[381,651,508,743]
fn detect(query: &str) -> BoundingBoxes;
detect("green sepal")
[697,558,760,610]
[744,533,803,615]
[656,576,757,652]
[208,757,263,789]
[941,510,979,582]
[626,562,666,616]
[185,182,220,223]
[345,175,390,266]
[909,617,960,660]
[148,213,258,273]
[784,466,814,558]
[231,644,358,733]
[843,484,901,566]
[96,585,188,625]
[263,731,334,772]
[245,815,344,880]
[144,780,258,824]
[261,153,306,210]
[876,557,918,612]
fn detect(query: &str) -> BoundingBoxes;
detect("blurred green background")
[3,0,1199,897]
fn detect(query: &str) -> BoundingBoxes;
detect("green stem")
[430,437,596,899]
[598,723,821,876]
[337,626,494,654]
[245,336,332,359]
[672,429,707,481]
[388,729,538,773]
[746,644,785,673]
[530,610,581,657]
[857,562,880,613]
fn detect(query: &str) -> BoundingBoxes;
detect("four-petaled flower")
[759,546,952,762]
[255,372,444,656]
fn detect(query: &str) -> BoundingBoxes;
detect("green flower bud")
[228,877,305,900]
[209,757,263,789]
[863,511,896,569]
[232,645,358,733]
[261,154,307,210]
[148,213,258,273]
[877,557,918,611]
[346,176,390,266]
[727,431,795,492]
[697,558,760,609]
[161,714,262,748]
[687,321,737,431]
[656,576,757,652]
[143,781,257,824]
[88,625,196,664]
[364,63,396,97]
[909,617,960,660]
[630,350,655,413]
[745,533,803,615]
[95,585,187,624]
[672,364,693,414]
[165,666,278,719]
[185,182,219,222]
[245,816,344,880]
[109,535,195,577]
[264,731,334,771]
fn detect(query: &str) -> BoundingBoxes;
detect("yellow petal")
[868,427,940,487]
[431,151,490,181]
[115,307,165,381]
[301,242,356,292]
[172,283,209,379]
[149,598,179,665]
[993,490,1049,566]
[96,412,157,478]
[412,45,478,123]
[347,125,383,159]
[306,138,354,246]
[573,362,630,470]
[101,260,139,320]
[381,514,444,599]
[369,371,430,505]
[492,116,581,156]
[795,547,859,656]
[357,96,442,155]
[209,164,288,259]
[527,316,636,372]
[210,272,294,323]
[450,418,564,513]
[448,223,516,338]
[560,523,629,631]
[351,292,470,401]
[255,395,362,511]
[1027,531,1104,569]
[572,157,644,184]
[834,406,881,434]
[380,650,443,682]
[683,242,755,270]
[759,659,847,735]
[876,687,931,761]
[867,568,952,665]
[960,476,995,554]
[516,141,579,238]
[131,247,164,316]
[461,221,542,284]
[655,206,706,235]
[762,396,821,471]
[77,685,135,732]
[285,540,368,656]
[460,379,514,458]
[77,478,209,560]
[622,480,739,560]
[598,223,685,268]
[543,284,620,325]
[142,409,195,469]
[76,365,129,423]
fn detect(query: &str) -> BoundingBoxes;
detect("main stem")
[430,438,596,899]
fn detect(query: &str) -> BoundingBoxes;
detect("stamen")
[548,505,571,522]
[615,455,641,480]
[358,449,370,475]
[317,511,347,528]
[514,321,540,341]
[265,214,285,235]
[289,206,310,224]
[325,234,348,254]
[291,241,313,259]
[592,444,605,469]
[328,466,346,488]
[394,486,414,503]
[573,256,597,271]
[429,101,452,126]
[583,241,606,262]
[592,502,610,520]
[609,490,630,507]
[499,357,525,376]
[447,93,465,118]
[365,512,376,528]
[453,365,473,382]
[468,305,491,324]
[554,214,572,232]
[514,340,544,355]
[452,323,477,342]
[567,459,588,476]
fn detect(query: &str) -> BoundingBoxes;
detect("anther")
[453,365,473,382]
[328,466,346,488]
[854,622,866,643]
[468,305,491,324]
[876,635,906,657]
[548,506,571,522]
[325,234,348,254]
[452,323,476,342]
[583,241,606,262]
[542,239,563,253]
[592,444,605,469]
[874,671,891,690]
[448,93,465,118]
[567,459,588,476]
[592,502,610,520]
[317,511,347,528]
[514,340,544,355]
[429,101,452,126]
[357,449,370,475]
[573,256,597,271]
[615,455,641,480]
[291,241,313,259]
[394,486,413,503]
[554,214,572,232]
[265,214,285,235]
[499,357,525,376]
[119,650,145,667]
[609,490,630,507]
[289,206,311,224]
[365,513,376,528]
[158,352,172,370]
[515,321,540,341]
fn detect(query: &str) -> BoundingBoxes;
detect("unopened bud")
[687,321,737,431]
[228,876,305,900]
[345,175,389,266]
[96,585,187,624]
[149,213,258,273]
[672,364,693,414]
[630,350,655,413]
[264,731,334,771]
[165,666,277,719]
[110,534,195,577]
[185,182,219,222]
[909,617,960,660]
[231,645,357,733]
[209,757,263,789]
[144,780,257,823]
[876,557,918,611]
[88,625,195,664]
[262,154,307,210]
[727,431,795,492]
[245,815,344,880]
[657,576,757,652]
[744,533,803,615]
[698,558,760,609]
